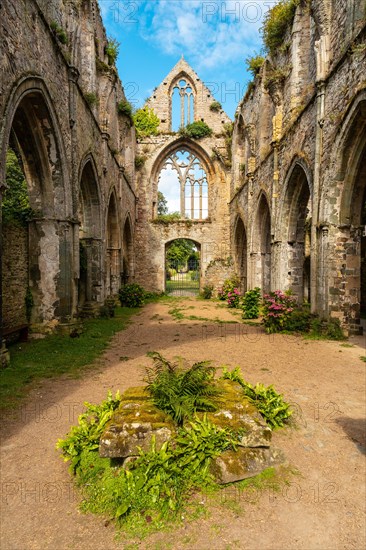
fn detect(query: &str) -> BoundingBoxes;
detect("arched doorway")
[78,159,102,310]
[165,239,200,296]
[234,217,247,293]
[122,216,134,285]
[280,162,311,303]
[252,195,271,293]
[1,84,71,334]
[106,191,121,296]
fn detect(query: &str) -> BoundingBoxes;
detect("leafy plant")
[105,37,120,65]
[308,318,346,341]
[119,283,145,308]
[153,212,182,224]
[84,92,99,107]
[117,100,133,119]
[246,55,265,77]
[222,367,292,429]
[133,106,160,138]
[202,285,214,299]
[179,121,213,139]
[283,306,313,332]
[2,149,33,226]
[144,352,221,425]
[262,290,297,333]
[209,101,222,112]
[50,21,68,44]
[261,0,300,54]
[134,155,146,170]
[56,390,121,472]
[241,287,261,319]
[227,288,241,308]
[217,276,241,301]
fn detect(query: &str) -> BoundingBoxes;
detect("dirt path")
[1,298,365,550]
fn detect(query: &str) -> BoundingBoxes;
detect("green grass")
[0,307,138,411]
[360,356,366,362]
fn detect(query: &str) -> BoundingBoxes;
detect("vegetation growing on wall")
[84,92,99,107]
[179,121,213,139]
[2,149,32,226]
[117,100,133,120]
[209,101,222,112]
[50,21,68,45]
[246,55,265,77]
[133,106,160,138]
[261,0,300,54]
[105,37,120,65]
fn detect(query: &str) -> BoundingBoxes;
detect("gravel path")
[1,298,365,550]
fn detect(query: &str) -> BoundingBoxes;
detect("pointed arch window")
[171,78,195,131]
[158,149,208,220]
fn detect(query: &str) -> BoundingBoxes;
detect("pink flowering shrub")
[227,288,241,308]
[262,290,297,333]
[217,276,241,303]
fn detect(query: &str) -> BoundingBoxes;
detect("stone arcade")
[0,0,365,366]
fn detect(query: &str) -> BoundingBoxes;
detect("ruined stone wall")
[0,0,137,331]
[231,0,366,333]
[2,224,28,329]
[134,59,232,293]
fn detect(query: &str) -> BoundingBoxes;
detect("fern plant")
[145,352,221,425]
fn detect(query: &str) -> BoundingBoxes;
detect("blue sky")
[98,1,276,119]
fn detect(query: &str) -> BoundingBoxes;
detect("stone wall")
[0,0,137,331]
[2,224,28,329]
[231,0,366,333]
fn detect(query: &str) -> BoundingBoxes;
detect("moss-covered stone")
[210,447,286,484]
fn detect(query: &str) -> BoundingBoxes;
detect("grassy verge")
[0,306,139,411]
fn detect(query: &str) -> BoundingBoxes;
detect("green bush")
[283,307,313,332]
[117,100,133,119]
[241,287,261,319]
[133,106,160,138]
[119,283,145,308]
[105,37,119,65]
[134,155,146,170]
[3,149,33,226]
[179,121,213,139]
[145,352,221,425]
[261,0,300,54]
[246,55,265,77]
[202,285,214,299]
[222,367,292,429]
[209,101,222,112]
[309,318,346,341]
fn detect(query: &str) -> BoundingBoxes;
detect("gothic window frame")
[170,74,196,131]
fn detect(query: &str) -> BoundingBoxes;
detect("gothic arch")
[169,72,197,131]
[0,76,72,326]
[252,192,271,293]
[233,215,248,293]
[122,213,134,283]
[277,159,312,301]
[152,138,213,220]
[105,188,121,296]
[78,155,103,307]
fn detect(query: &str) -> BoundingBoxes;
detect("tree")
[157,191,168,216]
[166,239,197,270]
[2,148,32,226]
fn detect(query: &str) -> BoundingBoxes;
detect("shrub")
[209,101,222,112]
[241,287,261,319]
[283,307,313,332]
[134,155,146,170]
[179,121,213,139]
[309,318,346,341]
[84,92,98,107]
[145,352,221,425]
[262,290,297,333]
[217,276,241,301]
[222,367,292,429]
[246,55,265,77]
[133,106,160,138]
[117,100,133,119]
[261,0,300,54]
[227,288,241,308]
[119,283,145,308]
[202,285,214,299]
[105,37,119,65]
[50,21,68,45]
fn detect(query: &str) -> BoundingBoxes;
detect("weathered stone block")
[211,447,286,484]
